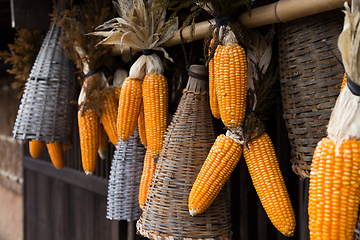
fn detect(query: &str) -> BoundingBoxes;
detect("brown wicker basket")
[136,65,232,240]
[12,22,76,144]
[278,9,344,178]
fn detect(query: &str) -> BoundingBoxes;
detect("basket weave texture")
[12,23,76,143]
[278,9,344,178]
[137,65,232,240]
[107,126,145,221]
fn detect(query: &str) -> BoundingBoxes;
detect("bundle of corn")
[93,0,178,160]
[183,0,251,125]
[54,0,116,175]
[308,1,360,239]
[189,29,296,237]
[107,126,145,221]
[137,65,232,240]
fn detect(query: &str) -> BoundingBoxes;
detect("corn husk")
[228,28,275,147]
[327,0,360,153]
[113,68,128,88]
[92,0,178,79]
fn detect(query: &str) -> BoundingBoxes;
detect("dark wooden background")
[23,101,306,240]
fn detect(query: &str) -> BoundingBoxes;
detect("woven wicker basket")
[137,65,232,240]
[278,9,344,178]
[12,22,76,143]
[107,126,145,221]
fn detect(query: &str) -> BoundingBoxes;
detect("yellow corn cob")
[209,38,220,119]
[114,87,121,103]
[214,43,247,128]
[78,108,99,175]
[46,142,65,169]
[308,137,360,240]
[138,102,147,147]
[243,133,295,237]
[142,73,168,158]
[98,123,108,160]
[117,77,142,141]
[340,72,347,93]
[29,139,45,158]
[188,134,242,216]
[139,150,156,209]
[102,92,118,146]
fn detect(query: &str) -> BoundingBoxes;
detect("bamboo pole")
[111,0,346,54]
[163,0,346,47]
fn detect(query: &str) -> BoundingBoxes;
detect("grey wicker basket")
[278,9,344,178]
[137,65,232,240]
[107,126,145,221]
[12,22,76,143]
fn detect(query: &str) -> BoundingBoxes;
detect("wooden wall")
[23,103,305,240]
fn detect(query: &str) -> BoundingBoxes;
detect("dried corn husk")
[92,0,178,79]
[327,0,360,153]
[113,68,128,88]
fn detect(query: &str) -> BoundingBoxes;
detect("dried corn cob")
[308,137,360,240]
[102,92,118,146]
[117,77,142,142]
[209,38,220,119]
[98,123,108,160]
[29,139,44,158]
[243,133,295,237]
[78,108,100,175]
[138,102,147,147]
[142,73,168,158]
[139,150,156,209]
[214,43,247,128]
[114,87,121,102]
[189,134,242,216]
[46,142,65,169]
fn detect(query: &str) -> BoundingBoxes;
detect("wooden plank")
[239,156,249,240]
[70,185,90,240]
[51,178,70,240]
[36,174,51,240]
[229,161,241,240]
[24,169,37,240]
[94,193,112,240]
[24,156,108,196]
[257,201,268,240]
[119,220,128,240]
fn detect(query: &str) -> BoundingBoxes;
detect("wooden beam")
[111,0,346,55]
[24,156,108,196]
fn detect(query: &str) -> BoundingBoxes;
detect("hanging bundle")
[137,65,232,240]
[308,1,360,239]
[189,29,296,237]
[185,1,250,214]
[93,0,178,160]
[12,22,77,170]
[54,0,116,174]
[107,126,145,221]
